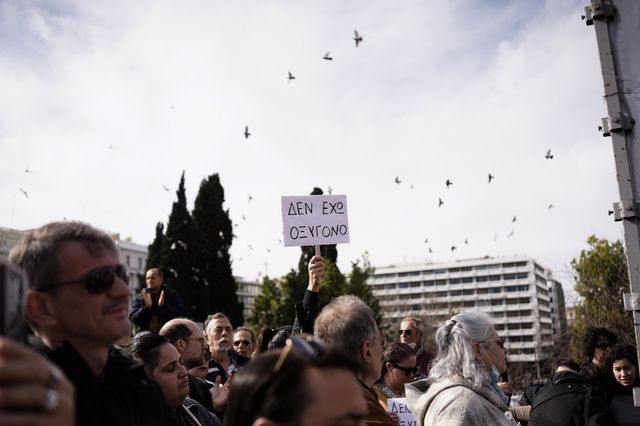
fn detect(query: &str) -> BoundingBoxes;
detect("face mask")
[407,342,417,349]
[482,348,501,385]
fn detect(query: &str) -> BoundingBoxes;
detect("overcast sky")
[0,0,623,302]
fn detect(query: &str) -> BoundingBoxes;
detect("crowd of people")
[0,220,639,425]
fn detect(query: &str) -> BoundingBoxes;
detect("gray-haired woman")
[405,311,517,426]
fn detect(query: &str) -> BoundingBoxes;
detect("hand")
[210,375,231,412]
[387,411,400,424]
[307,255,325,291]
[0,337,75,426]
[158,290,165,307]
[497,379,513,397]
[142,290,152,308]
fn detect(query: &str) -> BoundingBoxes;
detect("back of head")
[314,295,377,358]
[159,318,193,345]
[556,358,581,373]
[428,311,495,389]
[224,345,360,426]
[9,221,117,291]
[127,331,170,370]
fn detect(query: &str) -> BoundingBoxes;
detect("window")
[449,278,461,284]
[126,255,130,267]
[461,277,473,283]
[399,283,409,289]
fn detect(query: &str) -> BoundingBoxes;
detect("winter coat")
[129,284,184,333]
[406,377,518,426]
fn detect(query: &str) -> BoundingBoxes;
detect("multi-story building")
[111,234,148,295]
[0,226,27,258]
[235,277,263,322]
[368,255,565,372]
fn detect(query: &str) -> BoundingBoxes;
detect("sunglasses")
[273,334,325,373]
[485,337,506,350]
[596,342,612,350]
[40,264,128,293]
[398,329,413,337]
[234,339,252,347]
[393,364,419,376]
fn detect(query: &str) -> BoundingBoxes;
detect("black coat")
[528,370,613,426]
[129,284,184,333]
[48,341,172,426]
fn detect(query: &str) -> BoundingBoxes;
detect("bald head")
[159,318,206,369]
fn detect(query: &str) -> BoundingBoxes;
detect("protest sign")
[281,195,349,246]
[387,397,418,426]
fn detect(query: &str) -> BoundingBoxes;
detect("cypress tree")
[164,171,207,320]
[193,173,244,326]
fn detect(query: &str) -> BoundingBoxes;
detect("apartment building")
[368,255,565,366]
[235,277,263,321]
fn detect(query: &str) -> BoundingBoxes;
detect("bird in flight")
[548,204,554,210]
[323,51,333,61]
[446,179,453,188]
[507,230,515,238]
[512,216,517,223]
[162,185,170,191]
[327,186,333,195]
[354,30,363,47]
[464,238,469,245]
[287,71,295,82]
[19,188,28,198]
[424,238,428,243]
[394,176,401,184]
[248,194,253,202]
[242,215,246,221]
[438,197,444,207]
[488,173,494,183]
[25,168,33,174]
[451,245,457,252]
[244,126,251,139]
[428,247,433,254]
[545,149,553,159]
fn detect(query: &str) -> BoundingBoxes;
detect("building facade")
[235,277,263,322]
[0,226,27,258]
[368,255,566,370]
[111,234,148,295]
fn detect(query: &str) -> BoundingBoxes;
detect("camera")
[0,260,28,341]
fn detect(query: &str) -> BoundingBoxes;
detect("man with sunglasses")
[130,267,184,333]
[233,326,256,358]
[9,221,172,426]
[399,316,435,377]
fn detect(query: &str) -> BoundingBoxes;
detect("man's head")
[314,295,382,385]
[224,345,367,426]
[583,327,617,365]
[399,317,423,350]
[204,313,233,355]
[159,318,207,369]
[9,221,131,349]
[145,268,164,293]
[233,326,256,357]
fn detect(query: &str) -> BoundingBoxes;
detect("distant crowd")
[0,221,638,425]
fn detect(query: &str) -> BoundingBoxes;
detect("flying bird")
[464,238,469,245]
[162,185,170,191]
[438,197,444,207]
[428,247,433,254]
[507,230,515,238]
[19,188,28,198]
[424,238,428,243]
[451,245,457,252]
[548,204,554,210]
[327,186,333,195]
[287,71,295,82]
[242,215,246,221]
[446,179,453,188]
[394,177,401,184]
[512,216,517,223]
[545,149,553,159]
[248,194,253,202]
[25,168,33,174]
[244,126,251,139]
[354,30,363,47]
[322,51,333,61]
[488,173,494,183]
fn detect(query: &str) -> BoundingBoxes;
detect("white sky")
[0,0,624,303]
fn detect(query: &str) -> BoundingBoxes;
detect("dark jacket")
[361,380,397,426]
[47,341,172,426]
[205,349,249,384]
[130,284,184,333]
[415,343,435,377]
[528,370,612,426]
[188,374,214,412]
[172,397,222,426]
[292,289,319,335]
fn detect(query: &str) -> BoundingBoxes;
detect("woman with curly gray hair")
[405,311,517,426]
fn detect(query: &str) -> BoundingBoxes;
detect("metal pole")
[585,0,640,407]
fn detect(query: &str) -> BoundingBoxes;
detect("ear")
[25,289,58,328]
[252,417,279,426]
[359,339,372,364]
[385,361,393,372]
[472,341,482,358]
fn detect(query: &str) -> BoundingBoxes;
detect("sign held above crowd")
[281,195,349,247]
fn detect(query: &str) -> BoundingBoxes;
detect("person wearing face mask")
[405,311,517,426]
[398,317,435,377]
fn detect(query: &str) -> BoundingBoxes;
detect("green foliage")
[248,276,287,327]
[570,235,634,361]
[146,222,167,272]
[192,173,244,326]
[164,172,208,321]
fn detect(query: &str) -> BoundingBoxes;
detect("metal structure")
[585,0,640,406]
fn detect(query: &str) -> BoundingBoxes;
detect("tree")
[146,222,167,271]
[192,173,243,326]
[248,276,286,328]
[570,235,634,361]
[164,172,208,321]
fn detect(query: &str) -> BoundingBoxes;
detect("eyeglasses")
[234,339,252,347]
[393,364,419,376]
[273,334,325,373]
[188,337,206,345]
[398,329,413,337]
[596,342,612,350]
[40,264,128,293]
[485,337,506,350]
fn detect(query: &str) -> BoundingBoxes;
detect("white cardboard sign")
[387,397,418,426]
[281,195,349,246]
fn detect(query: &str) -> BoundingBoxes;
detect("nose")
[110,274,132,299]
